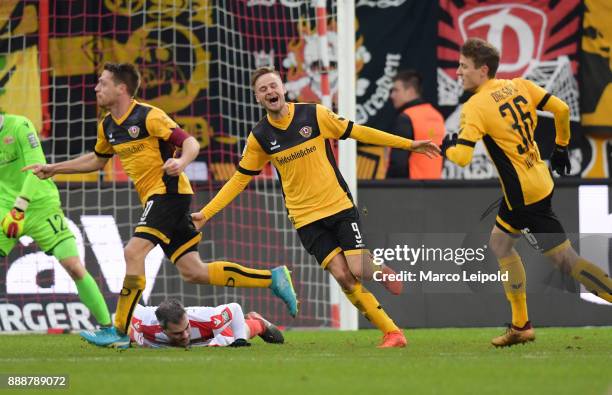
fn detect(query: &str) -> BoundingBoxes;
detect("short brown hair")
[251,66,281,88]
[393,69,422,95]
[103,62,141,97]
[155,299,186,329]
[460,38,500,78]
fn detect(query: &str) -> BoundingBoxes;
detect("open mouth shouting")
[267,95,280,105]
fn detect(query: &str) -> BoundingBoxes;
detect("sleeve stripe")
[457,139,476,147]
[339,121,354,140]
[94,149,113,158]
[537,93,551,111]
[237,165,261,176]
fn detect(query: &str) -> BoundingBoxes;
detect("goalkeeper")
[0,113,111,327]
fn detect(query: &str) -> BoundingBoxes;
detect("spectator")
[388,70,446,179]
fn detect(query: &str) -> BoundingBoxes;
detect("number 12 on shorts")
[46,214,66,234]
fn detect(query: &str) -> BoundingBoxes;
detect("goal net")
[1,0,343,332]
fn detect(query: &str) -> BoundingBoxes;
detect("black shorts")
[296,207,367,268]
[133,194,201,263]
[495,193,568,253]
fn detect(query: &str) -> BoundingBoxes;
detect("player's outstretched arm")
[23,152,109,179]
[409,140,442,158]
[192,133,268,230]
[191,171,254,230]
[348,124,441,157]
[315,105,440,157]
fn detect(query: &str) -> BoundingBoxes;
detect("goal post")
[336,0,359,331]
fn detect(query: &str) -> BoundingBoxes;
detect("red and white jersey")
[129,303,245,348]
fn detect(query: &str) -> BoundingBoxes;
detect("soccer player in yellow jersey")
[442,38,612,347]
[191,66,440,348]
[25,63,297,349]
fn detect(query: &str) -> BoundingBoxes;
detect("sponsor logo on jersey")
[276,145,317,166]
[298,126,312,138]
[116,143,145,157]
[3,136,14,144]
[128,125,141,138]
[270,139,280,150]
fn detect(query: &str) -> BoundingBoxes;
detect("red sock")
[246,319,265,338]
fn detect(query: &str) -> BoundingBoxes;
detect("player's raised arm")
[192,133,269,229]
[442,101,486,167]
[315,105,440,158]
[522,79,571,175]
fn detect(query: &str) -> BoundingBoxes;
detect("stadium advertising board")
[2,183,610,332]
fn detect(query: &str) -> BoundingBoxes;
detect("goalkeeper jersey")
[0,114,60,209]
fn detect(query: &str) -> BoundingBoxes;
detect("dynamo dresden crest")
[128,125,140,138]
[457,4,547,78]
[298,126,312,138]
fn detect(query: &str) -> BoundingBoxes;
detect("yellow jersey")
[446,78,570,209]
[203,102,415,228]
[94,100,193,205]
[239,103,359,227]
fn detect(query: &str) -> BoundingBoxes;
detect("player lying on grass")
[126,299,284,348]
[442,38,612,347]
[0,113,111,328]
[191,66,441,348]
[25,63,297,350]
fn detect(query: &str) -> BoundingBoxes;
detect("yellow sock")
[571,258,612,302]
[344,282,398,334]
[208,261,272,288]
[114,274,146,334]
[498,253,528,327]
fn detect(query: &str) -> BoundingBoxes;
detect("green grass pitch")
[1,327,610,395]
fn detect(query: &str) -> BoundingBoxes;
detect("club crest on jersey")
[3,136,14,144]
[299,126,312,138]
[211,308,232,329]
[128,125,140,138]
